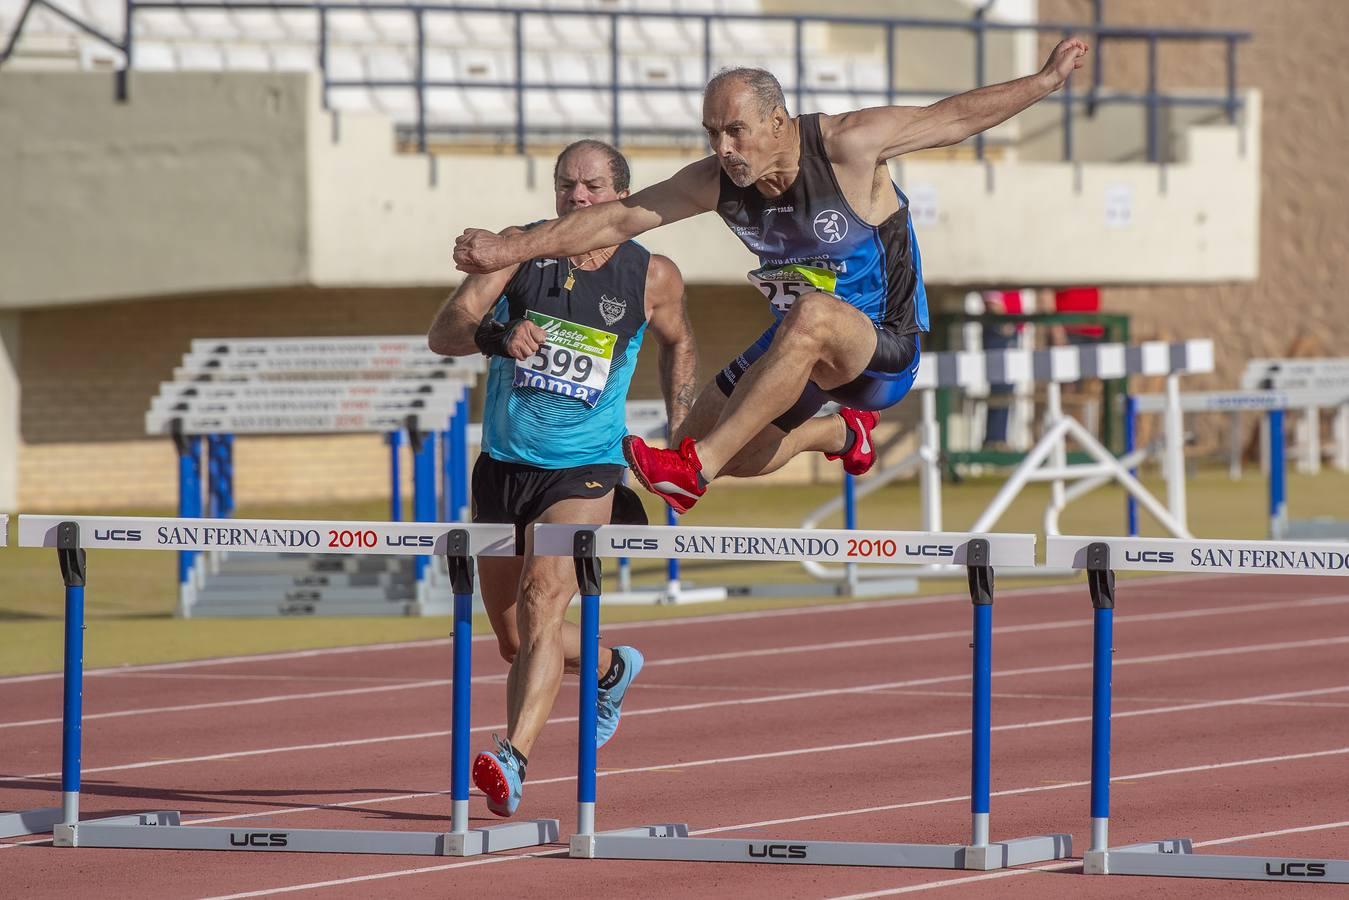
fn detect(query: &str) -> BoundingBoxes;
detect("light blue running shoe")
[473,734,523,818]
[596,645,644,748]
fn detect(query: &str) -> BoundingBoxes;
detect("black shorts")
[471,454,634,552]
[714,322,922,432]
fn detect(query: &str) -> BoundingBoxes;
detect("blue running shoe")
[596,645,644,748]
[473,734,523,818]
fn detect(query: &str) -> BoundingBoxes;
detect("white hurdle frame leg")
[0,514,65,839]
[20,516,559,857]
[551,526,1070,870]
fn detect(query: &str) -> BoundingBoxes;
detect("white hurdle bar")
[0,514,65,839]
[16,515,560,856]
[534,524,1071,870]
[1048,535,1349,883]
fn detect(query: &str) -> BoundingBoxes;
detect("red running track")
[2,573,1348,899]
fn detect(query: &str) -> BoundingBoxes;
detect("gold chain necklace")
[562,248,609,291]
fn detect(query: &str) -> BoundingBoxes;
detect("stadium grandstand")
[0,0,1291,516]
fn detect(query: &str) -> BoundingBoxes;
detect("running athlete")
[455,39,1089,512]
[429,140,697,817]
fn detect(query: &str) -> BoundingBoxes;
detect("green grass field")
[2,468,1345,676]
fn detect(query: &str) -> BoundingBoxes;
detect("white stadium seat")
[0,0,887,141]
[132,40,178,70]
[222,41,270,70]
[463,87,519,129]
[425,86,477,127]
[372,87,417,123]
[325,45,365,81]
[365,44,412,82]
[269,42,316,72]
[176,41,225,69]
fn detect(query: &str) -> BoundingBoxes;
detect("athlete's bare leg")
[673,376,847,478]
[503,493,615,759]
[694,292,878,479]
[479,558,614,727]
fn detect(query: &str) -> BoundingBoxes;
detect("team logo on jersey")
[813,210,848,244]
[534,259,558,268]
[599,294,627,326]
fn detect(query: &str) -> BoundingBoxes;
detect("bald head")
[704,67,788,120]
[702,67,793,188]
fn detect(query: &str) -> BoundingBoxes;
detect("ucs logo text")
[747,843,808,859]
[1125,550,1176,564]
[95,529,142,542]
[1266,862,1327,878]
[229,832,289,848]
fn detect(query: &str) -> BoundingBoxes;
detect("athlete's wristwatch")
[473,314,525,357]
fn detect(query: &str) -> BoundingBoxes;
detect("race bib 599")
[513,312,617,408]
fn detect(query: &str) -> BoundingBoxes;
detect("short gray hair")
[705,67,788,118]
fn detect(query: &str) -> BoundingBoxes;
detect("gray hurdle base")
[1085,840,1349,882]
[21,517,560,857]
[0,807,63,840]
[1048,535,1349,885]
[571,825,1071,870]
[54,812,558,857]
[538,524,1072,871]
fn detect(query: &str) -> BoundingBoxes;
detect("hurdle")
[1048,534,1349,883]
[16,514,560,855]
[153,336,485,616]
[0,514,64,839]
[799,341,1213,594]
[534,524,1072,870]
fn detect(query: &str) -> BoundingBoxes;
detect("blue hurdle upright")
[1050,534,1349,883]
[16,515,556,856]
[535,523,1071,870]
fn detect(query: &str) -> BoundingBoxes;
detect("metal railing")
[1,1,1251,161]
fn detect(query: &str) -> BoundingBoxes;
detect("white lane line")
[825,819,1349,898]
[702,747,1349,836]
[7,594,1346,730]
[191,748,1349,900]
[642,594,1349,668]
[198,851,563,900]
[0,681,455,730]
[0,572,1248,687]
[10,635,1349,781]
[17,679,1338,825]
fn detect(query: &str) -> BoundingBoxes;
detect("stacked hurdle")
[153,337,483,616]
[1131,356,1349,539]
[1048,534,1349,883]
[532,524,1072,870]
[0,514,63,840]
[15,515,559,856]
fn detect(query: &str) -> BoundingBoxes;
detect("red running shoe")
[623,435,706,514]
[825,409,879,476]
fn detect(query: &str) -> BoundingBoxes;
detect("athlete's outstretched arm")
[643,255,699,436]
[454,157,720,275]
[830,37,1088,162]
[427,261,544,358]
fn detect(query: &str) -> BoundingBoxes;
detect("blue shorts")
[715,323,922,432]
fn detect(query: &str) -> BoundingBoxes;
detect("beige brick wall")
[1038,0,1349,390]
[15,282,841,510]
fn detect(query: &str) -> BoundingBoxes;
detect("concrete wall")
[0,71,311,309]
[0,64,1259,312]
